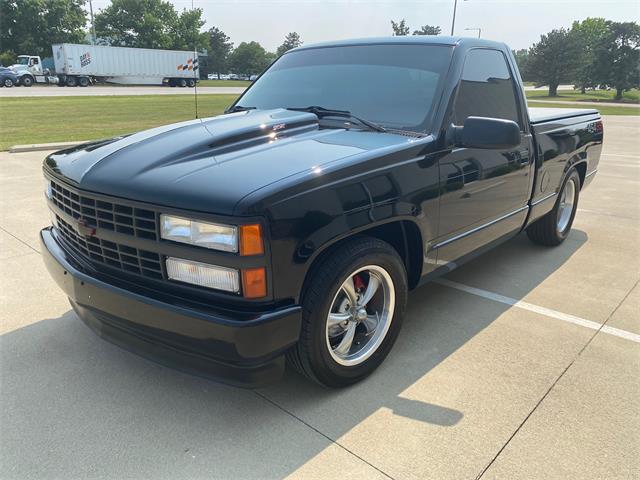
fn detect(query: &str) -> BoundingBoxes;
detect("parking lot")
[0,116,638,479]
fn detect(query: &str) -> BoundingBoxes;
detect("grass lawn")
[0,94,239,151]
[527,101,639,116]
[2,93,636,151]
[198,79,251,87]
[525,88,639,104]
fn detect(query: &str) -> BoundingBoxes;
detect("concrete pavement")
[0,116,638,479]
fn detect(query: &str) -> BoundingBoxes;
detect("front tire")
[21,75,34,87]
[527,168,581,246]
[287,236,408,387]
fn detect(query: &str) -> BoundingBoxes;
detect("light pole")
[465,27,481,38]
[88,0,96,45]
[451,0,469,36]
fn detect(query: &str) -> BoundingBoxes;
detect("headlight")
[161,214,238,252]
[166,257,239,292]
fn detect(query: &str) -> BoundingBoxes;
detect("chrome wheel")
[326,265,395,366]
[557,177,577,232]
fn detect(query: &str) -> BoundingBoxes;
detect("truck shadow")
[0,230,587,479]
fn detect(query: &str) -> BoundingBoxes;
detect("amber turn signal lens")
[240,224,264,256]
[242,267,267,298]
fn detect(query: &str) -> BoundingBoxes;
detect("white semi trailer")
[12,44,199,87]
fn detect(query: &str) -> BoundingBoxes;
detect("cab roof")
[289,36,508,52]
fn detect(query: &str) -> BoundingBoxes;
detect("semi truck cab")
[11,55,58,86]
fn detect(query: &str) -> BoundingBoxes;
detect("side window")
[453,49,521,127]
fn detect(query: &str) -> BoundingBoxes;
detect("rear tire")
[66,76,77,87]
[177,78,187,87]
[78,76,89,87]
[187,78,196,87]
[527,169,581,246]
[3,78,14,88]
[287,236,408,387]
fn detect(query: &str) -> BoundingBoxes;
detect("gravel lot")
[0,116,638,479]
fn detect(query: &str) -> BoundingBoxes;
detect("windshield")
[236,44,453,133]
[17,57,29,65]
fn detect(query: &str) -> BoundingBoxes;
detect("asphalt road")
[0,116,638,479]
[0,84,575,98]
[0,85,246,97]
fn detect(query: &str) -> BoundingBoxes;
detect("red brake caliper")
[353,274,366,295]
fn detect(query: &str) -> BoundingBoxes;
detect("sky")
[88,0,640,52]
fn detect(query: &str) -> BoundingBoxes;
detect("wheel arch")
[573,161,587,188]
[565,154,588,189]
[300,218,424,302]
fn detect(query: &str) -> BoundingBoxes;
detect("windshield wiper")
[225,105,256,113]
[286,106,387,133]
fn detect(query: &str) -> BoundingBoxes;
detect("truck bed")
[528,107,600,124]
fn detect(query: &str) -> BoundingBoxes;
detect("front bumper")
[41,227,301,388]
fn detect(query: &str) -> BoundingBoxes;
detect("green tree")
[276,32,303,57]
[391,19,410,36]
[571,18,610,93]
[171,8,207,50]
[228,41,269,76]
[413,25,441,36]
[526,28,582,96]
[0,0,87,60]
[513,49,530,82]
[596,21,640,100]
[206,27,233,78]
[95,0,206,50]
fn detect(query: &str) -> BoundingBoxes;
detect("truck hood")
[44,108,419,216]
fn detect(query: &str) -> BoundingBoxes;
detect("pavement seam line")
[254,390,396,480]
[0,225,40,255]
[576,208,637,221]
[436,278,640,344]
[473,278,639,480]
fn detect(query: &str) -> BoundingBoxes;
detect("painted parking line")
[436,278,640,344]
[601,153,640,158]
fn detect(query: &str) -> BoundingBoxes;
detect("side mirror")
[452,116,521,150]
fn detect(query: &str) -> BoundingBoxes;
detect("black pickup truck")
[41,37,603,388]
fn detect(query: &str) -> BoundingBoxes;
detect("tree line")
[514,18,639,99]
[0,0,302,77]
[390,17,639,100]
[1,1,637,97]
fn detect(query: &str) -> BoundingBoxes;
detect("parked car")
[41,37,602,388]
[0,67,19,87]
